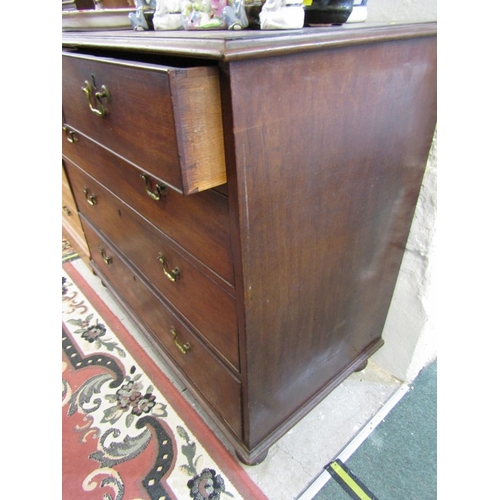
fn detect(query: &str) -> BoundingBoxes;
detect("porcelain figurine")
[129,0,156,29]
[259,0,304,29]
[346,0,367,23]
[153,0,183,29]
[181,0,228,29]
[223,0,248,30]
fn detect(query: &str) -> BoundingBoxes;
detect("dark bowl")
[304,0,354,26]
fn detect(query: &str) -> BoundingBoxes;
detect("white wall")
[365,0,438,382]
[367,0,436,24]
[373,132,437,382]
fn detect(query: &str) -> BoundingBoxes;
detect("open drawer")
[62,52,226,195]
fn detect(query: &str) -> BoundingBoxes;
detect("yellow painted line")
[329,461,373,500]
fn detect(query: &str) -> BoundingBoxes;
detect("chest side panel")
[227,37,437,448]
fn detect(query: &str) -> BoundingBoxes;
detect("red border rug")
[62,261,267,500]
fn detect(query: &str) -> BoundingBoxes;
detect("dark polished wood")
[82,217,242,436]
[62,23,437,465]
[64,158,239,371]
[62,22,437,61]
[62,132,234,285]
[222,34,437,452]
[62,53,226,194]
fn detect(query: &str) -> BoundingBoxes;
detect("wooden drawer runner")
[82,217,242,437]
[62,132,233,285]
[62,52,226,195]
[65,160,239,371]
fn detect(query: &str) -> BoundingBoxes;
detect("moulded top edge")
[61,21,437,62]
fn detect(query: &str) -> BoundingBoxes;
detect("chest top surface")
[62,21,437,61]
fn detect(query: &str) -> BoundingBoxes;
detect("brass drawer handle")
[98,247,112,265]
[63,126,78,143]
[170,328,191,354]
[83,187,97,206]
[141,174,165,201]
[82,79,109,117]
[62,205,72,216]
[158,253,180,282]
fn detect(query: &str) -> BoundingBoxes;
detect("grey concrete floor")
[70,259,402,500]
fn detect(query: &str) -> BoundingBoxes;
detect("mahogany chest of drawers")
[62,24,437,465]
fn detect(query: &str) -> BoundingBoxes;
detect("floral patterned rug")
[62,261,267,500]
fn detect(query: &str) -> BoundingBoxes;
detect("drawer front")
[66,161,239,371]
[62,52,226,195]
[82,218,242,437]
[62,132,234,285]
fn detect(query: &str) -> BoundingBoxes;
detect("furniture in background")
[62,162,91,265]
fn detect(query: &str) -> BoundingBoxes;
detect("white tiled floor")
[70,258,402,500]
